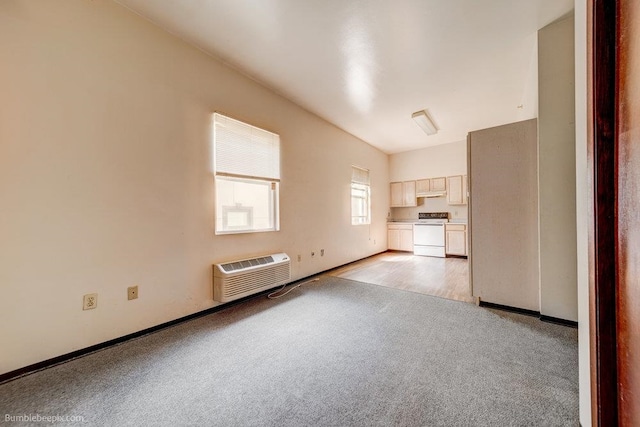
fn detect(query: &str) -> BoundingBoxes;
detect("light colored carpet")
[0,276,578,426]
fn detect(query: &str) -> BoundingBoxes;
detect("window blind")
[351,166,370,184]
[214,113,280,180]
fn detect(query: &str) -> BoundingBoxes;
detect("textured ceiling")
[116,0,574,153]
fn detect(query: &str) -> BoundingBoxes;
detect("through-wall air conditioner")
[213,253,290,303]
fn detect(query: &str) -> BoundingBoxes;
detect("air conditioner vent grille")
[213,253,290,303]
[221,256,274,272]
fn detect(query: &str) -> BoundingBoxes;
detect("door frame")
[589,0,619,424]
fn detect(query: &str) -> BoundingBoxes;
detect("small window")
[351,166,370,225]
[213,113,280,234]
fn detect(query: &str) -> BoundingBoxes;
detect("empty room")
[2,1,638,426]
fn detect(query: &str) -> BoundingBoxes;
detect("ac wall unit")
[213,253,290,303]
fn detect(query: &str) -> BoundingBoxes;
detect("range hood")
[416,190,446,198]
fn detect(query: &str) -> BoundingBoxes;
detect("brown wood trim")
[615,1,640,424]
[589,0,619,425]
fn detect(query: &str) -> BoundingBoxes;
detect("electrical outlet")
[83,293,98,310]
[320,249,324,256]
[128,285,138,300]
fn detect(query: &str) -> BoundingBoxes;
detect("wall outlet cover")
[83,293,98,310]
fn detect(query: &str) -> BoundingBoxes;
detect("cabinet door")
[416,179,430,194]
[446,229,467,255]
[388,229,401,250]
[390,182,403,207]
[462,175,468,204]
[403,181,417,206]
[399,229,414,251]
[447,175,464,204]
[430,177,446,192]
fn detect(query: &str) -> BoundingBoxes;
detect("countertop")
[388,219,468,224]
[447,219,468,224]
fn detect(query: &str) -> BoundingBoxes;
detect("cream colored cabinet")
[447,175,468,205]
[403,181,416,206]
[430,177,447,192]
[390,182,404,207]
[390,181,417,207]
[416,177,446,196]
[416,179,430,195]
[388,223,414,251]
[445,223,467,256]
[463,175,468,204]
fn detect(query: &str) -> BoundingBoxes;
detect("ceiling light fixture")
[412,109,438,135]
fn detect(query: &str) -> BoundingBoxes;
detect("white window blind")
[351,166,370,185]
[214,113,280,180]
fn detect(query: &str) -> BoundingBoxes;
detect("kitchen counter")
[447,219,468,224]
[389,219,468,224]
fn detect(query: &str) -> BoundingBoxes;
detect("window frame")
[213,113,280,235]
[351,166,371,226]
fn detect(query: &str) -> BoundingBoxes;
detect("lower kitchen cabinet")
[445,223,467,256]
[388,223,414,252]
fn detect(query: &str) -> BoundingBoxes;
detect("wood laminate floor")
[330,251,474,304]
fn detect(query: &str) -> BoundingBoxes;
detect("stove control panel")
[418,212,449,220]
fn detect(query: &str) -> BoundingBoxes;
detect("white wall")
[574,0,591,424]
[538,15,578,322]
[0,0,388,375]
[388,140,468,220]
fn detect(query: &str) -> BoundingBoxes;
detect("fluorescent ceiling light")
[412,109,438,135]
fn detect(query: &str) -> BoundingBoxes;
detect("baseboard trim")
[478,301,540,317]
[540,315,579,328]
[479,301,578,328]
[323,250,388,273]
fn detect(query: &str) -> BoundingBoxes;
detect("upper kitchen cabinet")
[416,177,446,197]
[390,181,417,207]
[390,182,403,206]
[403,181,417,206]
[430,177,446,192]
[447,175,468,205]
[416,179,430,195]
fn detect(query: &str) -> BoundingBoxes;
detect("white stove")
[413,212,449,257]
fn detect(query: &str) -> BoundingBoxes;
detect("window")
[213,113,280,234]
[351,166,370,225]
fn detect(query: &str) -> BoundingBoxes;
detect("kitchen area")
[387,175,468,259]
[386,137,469,258]
[333,140,473,304]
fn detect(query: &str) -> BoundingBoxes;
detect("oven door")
[413,223,445,246]
[413,223,445,257]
